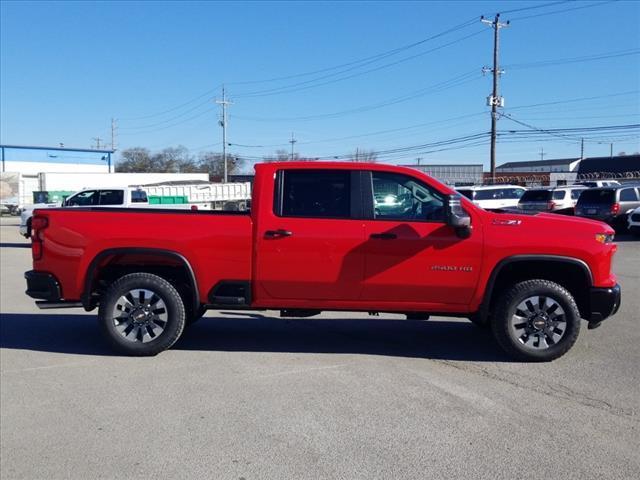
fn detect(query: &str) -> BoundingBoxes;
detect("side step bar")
[36,301,84,309]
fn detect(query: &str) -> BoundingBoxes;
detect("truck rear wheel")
[98,273,186,356]
[491,279,581,362]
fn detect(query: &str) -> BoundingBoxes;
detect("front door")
[254,168,366,302]
[362,171,482,307]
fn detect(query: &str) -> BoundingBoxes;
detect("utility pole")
[610,143,613,160]
[216,86,232,182]
[539,147,546,162]
[110,118,117,173]
[580,138,584,159]
[92,137,102,150]
[289,132,297,161]
[481,13,509,181]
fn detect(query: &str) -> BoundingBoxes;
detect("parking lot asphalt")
[1,215,639,480]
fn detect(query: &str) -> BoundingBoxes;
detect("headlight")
[595,233,614,244]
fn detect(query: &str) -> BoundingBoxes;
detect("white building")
[497,158,581,173]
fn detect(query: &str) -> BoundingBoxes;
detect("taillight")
[31,215,48,261]
[190,205,198,211]
[611,203,620,215]
[547,201,556,210]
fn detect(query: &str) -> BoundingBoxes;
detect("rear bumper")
[588,284,621,328]
[24,270,62,301]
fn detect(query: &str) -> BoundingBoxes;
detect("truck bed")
[33,207,252,303]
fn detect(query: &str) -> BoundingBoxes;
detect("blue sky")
[1,0,639,171]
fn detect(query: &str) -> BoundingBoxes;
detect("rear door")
[361,170,483,306]
[254,168,366,301]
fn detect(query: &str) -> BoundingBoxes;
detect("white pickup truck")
[19,187,210,238]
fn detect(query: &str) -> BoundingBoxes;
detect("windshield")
[520,190,551,202]
[577,189,615,204]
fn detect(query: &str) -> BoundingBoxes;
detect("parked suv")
[576,186,640,230]
[628,206,640,236]
[518,186,587,214]
[455,185,526,211]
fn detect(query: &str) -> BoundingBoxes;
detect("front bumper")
[25,270,62,301]
[588,284,621,328]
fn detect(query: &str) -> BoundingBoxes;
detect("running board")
[36,301,84,309]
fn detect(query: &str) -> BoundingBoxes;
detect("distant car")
[628,207,640,236]
[455,185,526,211]
[518,186,587,214]
[575,186,640,230]
[575,180,621,188]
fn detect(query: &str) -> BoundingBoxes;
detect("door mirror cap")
[445,194,472,238]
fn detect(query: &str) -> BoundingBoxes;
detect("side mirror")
[445,194,472,239]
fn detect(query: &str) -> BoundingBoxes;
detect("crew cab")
[24,162,621,361]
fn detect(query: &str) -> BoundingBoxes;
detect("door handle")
[265,229,293,238]
[369,233,397,240]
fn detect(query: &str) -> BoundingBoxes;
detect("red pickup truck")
[25,162,621,361]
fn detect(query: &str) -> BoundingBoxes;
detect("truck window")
[66,190,99,206]
[278,170,351,219]
[372,171,445,222]
[99,190,125,205]
[131,190,148,203]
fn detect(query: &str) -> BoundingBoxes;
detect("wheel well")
[84,251,198,311]
[485,259,590,320]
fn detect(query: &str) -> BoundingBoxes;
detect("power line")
[119,84,222,121]
[233,29,486,98]
[231,71,480,122]
[509,0,617,21]
[227,17,479,87]
[498,1,570,15]
[505,48,640,70]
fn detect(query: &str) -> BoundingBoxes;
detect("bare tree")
[116,147,153,172]
[348,149,377,162]
[198,151,245,179]
[263,149,294,162]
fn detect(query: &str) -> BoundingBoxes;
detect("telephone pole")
[289,132,297,161]
[216,86,232,182]
[482,13,509,182]
[111,118,117,151]
[92,137,102,149]
[580,138,584,159]
[539,147,546,161]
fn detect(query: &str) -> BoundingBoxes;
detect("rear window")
[552,191,565,200]
[99,190,124,205]
[520,190,551,202]
[131,190,148,203]
[577,189,615,204]
[620,188,638,201]
[277,169,351,219]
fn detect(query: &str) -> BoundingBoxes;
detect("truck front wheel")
[98,273,186,356]
[491,279,581,362]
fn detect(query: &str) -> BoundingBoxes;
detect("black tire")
[98,273,186,356]
[491,279,581,362]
